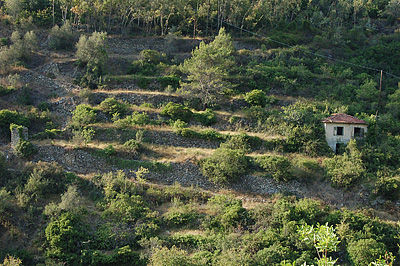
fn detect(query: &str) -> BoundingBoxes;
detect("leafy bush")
[14,139,37,158]
[255,155,292,181]
[139,102,154,109]
[44,185,83,217]
[161,102,193,122]
[202,148,248,184]
[0,110,30,129]
[123,139,141,154]
[193,108,216,126]
[172,119,188,130]
[45,212,89,264]
[24,162,72,199]
[347,238,387,266]
[140,49,164,64]
[0,188,12,215]
[373,176,400,201]
[176,128,225,141]
[0,38,7,46]
[114,111,150,127]
[222,133,263,152]
[203,195,249,232]
[128,50,166,76]
[72,104,97,127]
[0,30,38,72]
[199,129,225,141]
[104,144,117,156]
[156,75,181,89]
[73,127,95,147]
[0,84,16,96]
[149,246,196,266]
[323,153,365,188]
[75,31,107,89]
[48,20,75,50]
[98,97,128,116]
[245,89,267,107]
[163,198,198,227]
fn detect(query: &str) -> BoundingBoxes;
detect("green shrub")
[114,111,150,127]
[104,145,117,156]
[0,110,30,129]
[156,75,181,89]
[149,246,196,266]
[140,49,164,64]
[14,139,37,158]
[163,198,198,227]
[72,104,97,127]
[0,84,16,96]
[75,31,107,89]
[0,188,12,215]
[161,102,193,122]
[45,212,89,264]
[222,133,263,152]
[255,155,292,181]
[98,97,128,116]
[323,153,365,188]
[347,238,387,266]
[202,148,248,184]
[123,139,141,154]
[200,129,225,141]
[139,102,154,109]
[245,89,267,107]
[373,176,400,201]
[176,128,200,138]
[48,20,75,50]
[193,108,216,126]
[102,193,152,224]
[24,162,71,198]
[256,243,291,265]
[221,133,251,152]
[172,119,188,131]
[0,38,7,46]
[203,195,249,232]
[37,102,49,111]
[73,127,95,147]
[168,234,211,250]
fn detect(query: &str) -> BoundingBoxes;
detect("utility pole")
[376,70,383,116]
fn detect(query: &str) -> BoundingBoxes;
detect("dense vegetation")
[1,0,400,265]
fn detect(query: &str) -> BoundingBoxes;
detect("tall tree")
[181,27,235,109]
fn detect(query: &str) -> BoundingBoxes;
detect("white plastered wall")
[324,123,368,152]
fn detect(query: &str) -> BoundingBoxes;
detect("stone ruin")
[11,126,28,149]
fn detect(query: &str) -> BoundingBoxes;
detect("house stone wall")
[324,123,368,152]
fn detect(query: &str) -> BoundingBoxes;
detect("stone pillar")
[11,126,28,149]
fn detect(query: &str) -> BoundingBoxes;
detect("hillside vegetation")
[1,0,400,265]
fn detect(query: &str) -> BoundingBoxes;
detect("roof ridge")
[322,113,367,124]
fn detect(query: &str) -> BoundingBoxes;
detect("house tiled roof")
[322,113,367,124]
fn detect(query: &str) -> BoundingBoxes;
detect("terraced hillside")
[1,30,400,266]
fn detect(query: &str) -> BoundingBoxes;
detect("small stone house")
[322,113,368,153]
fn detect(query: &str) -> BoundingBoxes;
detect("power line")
[218,18,400,80]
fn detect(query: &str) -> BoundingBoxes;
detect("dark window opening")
[354,127,364,137]
[335,126,343,136]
